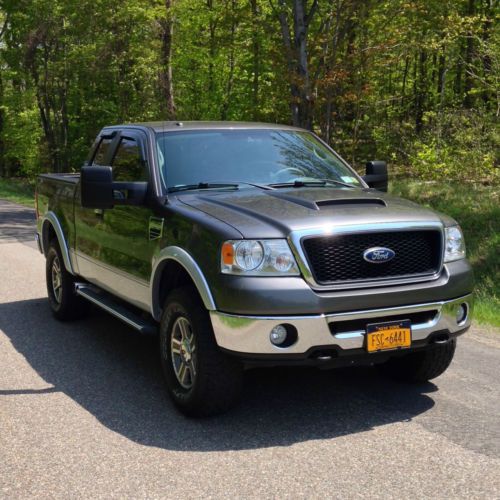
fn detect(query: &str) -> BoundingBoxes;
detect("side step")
[75,283,158,335]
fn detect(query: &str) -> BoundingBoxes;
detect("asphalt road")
[1,198,499,499]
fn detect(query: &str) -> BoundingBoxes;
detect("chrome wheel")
[170,316,197,389]
[51,255,63,304]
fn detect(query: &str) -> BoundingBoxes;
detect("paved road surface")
[0,199,499,499]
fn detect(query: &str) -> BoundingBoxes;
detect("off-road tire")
[379,339,457,382]
[159,285,243,417]
[46,239,89,321]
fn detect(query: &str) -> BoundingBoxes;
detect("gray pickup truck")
[36,121,474,416]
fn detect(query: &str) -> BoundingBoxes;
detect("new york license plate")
[366,319,412,353]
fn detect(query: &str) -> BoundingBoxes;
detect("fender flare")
[41,212,75,275]
[150,246,216,321]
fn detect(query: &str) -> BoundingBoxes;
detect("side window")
[92,138,113,165]
[111,137,148,182]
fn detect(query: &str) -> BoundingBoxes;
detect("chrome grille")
[301,230,442,285]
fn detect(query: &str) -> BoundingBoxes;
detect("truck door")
[75,130,157,312]
[74,132,117,280]
[100,131,157,310]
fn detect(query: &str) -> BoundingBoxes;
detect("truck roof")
[109,121,305,133]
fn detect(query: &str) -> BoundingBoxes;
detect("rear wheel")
[379,339,457,382]
[46,239,89,321]
[159,286,243,417]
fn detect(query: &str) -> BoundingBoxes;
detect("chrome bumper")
[210,294,473,355]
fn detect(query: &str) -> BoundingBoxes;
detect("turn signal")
[221,242,235,265]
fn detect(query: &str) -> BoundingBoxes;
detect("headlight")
[444,226,466,262]
[221,240,300,275]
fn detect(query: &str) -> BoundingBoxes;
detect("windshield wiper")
[268,179,356,189]
[168,180,275,193]
[168,182,240,193]
[216,180,275,190]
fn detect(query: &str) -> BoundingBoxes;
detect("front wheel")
[378,339,457,382]
[159,286,243,417]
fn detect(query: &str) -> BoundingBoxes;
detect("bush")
[406,110,499,183]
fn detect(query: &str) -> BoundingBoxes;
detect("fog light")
[456,303,467,324]
[270,324,288,346]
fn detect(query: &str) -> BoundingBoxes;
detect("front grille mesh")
[302,231,442,285]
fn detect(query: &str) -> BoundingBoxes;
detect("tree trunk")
[221,0,237,120]
[207,0,216,97]
[415,50,427,133]
[401,55,410,110]
[250,0,260,120]
[480,0,493,106]
[463,0,475,108]
[437,53,446,107]
[275,0,317,129]
[159,0,176,119]
[0,72,5,177]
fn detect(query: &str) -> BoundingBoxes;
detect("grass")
[0,176,497,327]
[391,180,500,327]
[0,177,35,208]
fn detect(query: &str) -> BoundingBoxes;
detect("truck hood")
[176,186,454,239]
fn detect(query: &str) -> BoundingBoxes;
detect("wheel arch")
[151,247,216,321]
[41,212,75,275]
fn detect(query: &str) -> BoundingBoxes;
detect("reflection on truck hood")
[176,186,452,239]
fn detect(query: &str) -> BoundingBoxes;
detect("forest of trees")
[0,0,498,181]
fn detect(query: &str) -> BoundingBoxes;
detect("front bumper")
[210,294,473,357]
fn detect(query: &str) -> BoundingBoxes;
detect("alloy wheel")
[170,316,197,389]
[51,255,63,304]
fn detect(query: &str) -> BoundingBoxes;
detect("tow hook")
[431,333,450,344]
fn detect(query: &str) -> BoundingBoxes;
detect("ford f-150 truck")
[36,121,474,416]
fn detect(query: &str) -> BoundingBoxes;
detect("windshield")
[155,129,362,191]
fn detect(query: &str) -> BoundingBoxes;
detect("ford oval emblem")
[363,247,395,264]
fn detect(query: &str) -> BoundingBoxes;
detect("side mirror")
[81,166,114,209]
[81,166,148,209]
[363,161,388,192]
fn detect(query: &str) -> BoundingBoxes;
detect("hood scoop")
[265,191,387,211]
[266,191,318,210]
[316,198,386,209]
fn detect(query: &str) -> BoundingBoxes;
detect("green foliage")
[1,88,42,177]
[0,177,35,207]
[0,0,162,174]
[405,110,499,182]
[0,0,498,179]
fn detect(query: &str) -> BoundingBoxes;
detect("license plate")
[366,319,412,353]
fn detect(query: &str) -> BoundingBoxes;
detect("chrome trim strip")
[288,221,445,290]
[323,299,444,322]
[74,252,150,312]
[75,251,149,287]
[41,212,75,275]
[150,246,217,321]
[210,294,473,355]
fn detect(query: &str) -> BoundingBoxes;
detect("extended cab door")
[75,129,158,311]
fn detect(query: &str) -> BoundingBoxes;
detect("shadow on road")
[0,297,436,451]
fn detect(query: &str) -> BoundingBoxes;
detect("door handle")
[94,209,104,217]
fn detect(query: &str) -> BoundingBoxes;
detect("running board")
[75,284,157,335]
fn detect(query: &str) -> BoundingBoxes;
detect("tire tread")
[379,339,457,382]
[160,286,242,417]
